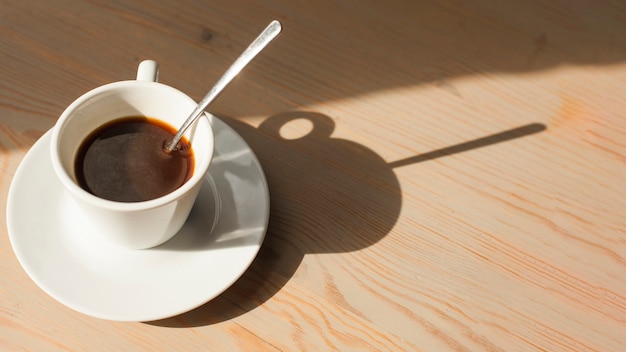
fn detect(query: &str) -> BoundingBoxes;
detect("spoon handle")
[164,20,282,153]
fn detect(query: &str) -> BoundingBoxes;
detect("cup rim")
[50,80,214,212]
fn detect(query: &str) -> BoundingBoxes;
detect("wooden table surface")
[2,0,626,350]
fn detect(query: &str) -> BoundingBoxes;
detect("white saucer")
[6,116,270,322]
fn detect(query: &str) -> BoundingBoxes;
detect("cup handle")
[136,60,159,82]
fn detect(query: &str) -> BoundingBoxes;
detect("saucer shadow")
[147,112,545,327]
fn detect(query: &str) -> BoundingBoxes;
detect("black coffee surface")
[75,116,194,202]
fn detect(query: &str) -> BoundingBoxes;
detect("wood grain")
[1,0,626,350]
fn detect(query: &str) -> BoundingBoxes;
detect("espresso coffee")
[75,116,194,202]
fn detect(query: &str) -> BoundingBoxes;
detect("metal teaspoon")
[163,20,282,153]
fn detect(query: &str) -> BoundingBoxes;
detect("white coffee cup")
[50,60,214,249]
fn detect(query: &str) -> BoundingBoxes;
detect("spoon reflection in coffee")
[75,116,194,202]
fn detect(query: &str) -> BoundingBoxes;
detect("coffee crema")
[74,116,194,202]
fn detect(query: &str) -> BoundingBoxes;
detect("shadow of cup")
[255,111,403,253]
[147,111,402,327]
